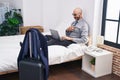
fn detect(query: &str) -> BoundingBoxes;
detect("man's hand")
[61,36,73,41]
[66,26,75,32]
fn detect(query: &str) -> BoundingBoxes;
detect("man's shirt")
[66,18,89,44]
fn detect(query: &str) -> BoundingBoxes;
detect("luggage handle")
[29,32,32,58]
[28,29,42,59]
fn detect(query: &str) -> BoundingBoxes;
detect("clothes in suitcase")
[18,28,49,80]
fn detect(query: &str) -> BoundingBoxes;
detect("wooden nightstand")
[20,26,44,34]
[82,46,113,78]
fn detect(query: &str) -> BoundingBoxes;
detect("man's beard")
[74,17,80,20]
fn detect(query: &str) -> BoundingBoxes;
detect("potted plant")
[90,58,95,71]
[0,9,23,36]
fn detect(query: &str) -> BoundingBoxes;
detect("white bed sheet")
[49,44,87,65]
[0,35,24,73]
[0,34,87,73]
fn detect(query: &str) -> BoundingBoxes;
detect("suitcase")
[19,59,44,80]
[19,32,44,80]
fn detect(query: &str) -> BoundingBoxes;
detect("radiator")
[97,44,120,77]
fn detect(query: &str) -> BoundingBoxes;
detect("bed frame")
[0,70,18,75]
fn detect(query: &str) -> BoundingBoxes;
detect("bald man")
[46,8,89,47]
[62,8,89,43]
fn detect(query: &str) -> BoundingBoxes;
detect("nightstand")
[82,47,113,78]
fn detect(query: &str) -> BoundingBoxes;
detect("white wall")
[42,0,60,31]
[22,0,42,26]
[0,0,15,9]
[42,0,95,33]
[19,0,95,33]
[14,0,23,9]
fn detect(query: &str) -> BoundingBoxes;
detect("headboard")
[20,26,44,34]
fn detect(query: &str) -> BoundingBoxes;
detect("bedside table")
[82,47,113,78]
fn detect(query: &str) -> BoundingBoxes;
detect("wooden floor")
[0,60,120,80]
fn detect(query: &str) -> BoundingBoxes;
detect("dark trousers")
[45,35,75,47]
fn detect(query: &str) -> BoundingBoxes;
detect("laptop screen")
[50,29,60,40]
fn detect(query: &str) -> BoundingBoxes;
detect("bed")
[0,33,88,75]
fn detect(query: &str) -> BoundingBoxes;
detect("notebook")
[50,29,60,40]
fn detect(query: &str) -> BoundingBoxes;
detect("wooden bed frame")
[0,70,18,75]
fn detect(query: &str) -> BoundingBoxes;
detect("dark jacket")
[17,28,48,80]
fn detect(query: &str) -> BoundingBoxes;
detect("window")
[101,0,120,49]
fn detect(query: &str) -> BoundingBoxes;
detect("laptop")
[50,29,60,40]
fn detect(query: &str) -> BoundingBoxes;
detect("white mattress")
[0,34,87,73]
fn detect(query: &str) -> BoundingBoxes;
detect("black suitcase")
[19,59,44,80]
[19,32,44,80]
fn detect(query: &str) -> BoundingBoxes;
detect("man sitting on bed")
[46,7,89,47]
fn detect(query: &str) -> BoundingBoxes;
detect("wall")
[15,0,95,33]
[22,0,42,26]
[42,0,95,33]
[0,0,15,9]
[14,0,23,9]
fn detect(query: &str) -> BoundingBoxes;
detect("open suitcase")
[19,31,44,80]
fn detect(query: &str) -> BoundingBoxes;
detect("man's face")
[72,12,81,20]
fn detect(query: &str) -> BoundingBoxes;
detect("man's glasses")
[72,13,77,16]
